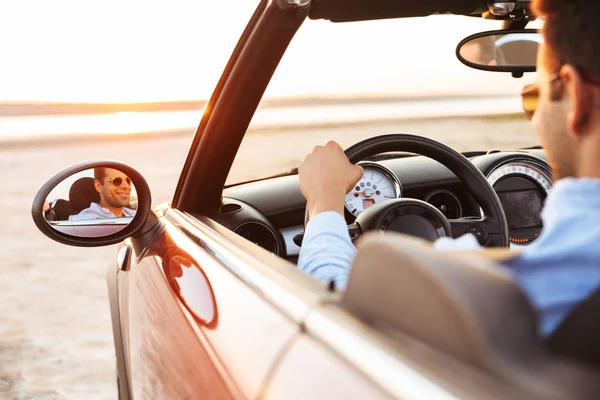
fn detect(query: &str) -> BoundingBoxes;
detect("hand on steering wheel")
[299,141,363,219]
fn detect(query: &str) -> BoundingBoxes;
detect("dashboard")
[211,149,552,261]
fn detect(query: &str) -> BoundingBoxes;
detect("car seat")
[45,177,100,221]
[69,177,100,212]
[343,233,600,400]
[45,199,76,221]
[547,287,600,367]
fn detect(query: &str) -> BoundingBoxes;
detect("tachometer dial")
[345,163,401,217]
[487,161,552,245]
[487,162,552,192]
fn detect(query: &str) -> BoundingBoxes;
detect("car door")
[120,207,322,399]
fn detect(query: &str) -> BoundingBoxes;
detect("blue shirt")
[68,202,136,221]
[298,178,600,336]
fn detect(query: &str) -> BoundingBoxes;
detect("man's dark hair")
[94,167,107,181]
[533,0,600,77]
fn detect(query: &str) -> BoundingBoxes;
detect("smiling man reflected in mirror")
[69,168,136,221]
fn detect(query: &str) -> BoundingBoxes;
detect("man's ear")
[93,179,102,194]
[562,64,596,137]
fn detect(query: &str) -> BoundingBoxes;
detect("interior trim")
[280,225,303,257]
[305,306,462,400]
[165,209,324,323]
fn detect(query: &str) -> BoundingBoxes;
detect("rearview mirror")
[32,161,153,246]
[456,29,541,75]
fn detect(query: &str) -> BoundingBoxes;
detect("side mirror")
[32,160,154,247]
[456,29,541,75]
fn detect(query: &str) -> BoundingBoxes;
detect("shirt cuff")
[434,233,481,251]
[305,211,351,241]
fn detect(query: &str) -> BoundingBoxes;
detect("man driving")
[297,0,600,337]
[69,167,136,220]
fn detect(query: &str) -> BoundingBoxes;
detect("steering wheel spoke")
[449,217,492,245]
[348,222,362,242]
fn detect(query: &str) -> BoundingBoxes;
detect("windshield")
[226,15,542,186]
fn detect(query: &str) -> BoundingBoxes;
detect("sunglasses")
[521,69,600,120]
[102,177,132,187]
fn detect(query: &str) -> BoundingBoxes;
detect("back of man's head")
[532,0,600,77]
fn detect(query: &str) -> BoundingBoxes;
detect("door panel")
[125,219,300,399]
[126,231,234,400]
[161,222,301,399]
[262,335,392,400]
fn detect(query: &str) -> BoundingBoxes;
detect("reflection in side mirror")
[456,29,542,74]
[43,167,138,238]
[32,160,154,247]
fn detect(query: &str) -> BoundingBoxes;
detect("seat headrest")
[69,177,100,211]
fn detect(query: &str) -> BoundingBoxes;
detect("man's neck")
[98,201,123,217]
[576,129,600,179]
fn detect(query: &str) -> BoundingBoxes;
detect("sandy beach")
[0,114,538,399]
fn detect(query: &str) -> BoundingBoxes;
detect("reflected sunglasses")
[101,177,132,187]
[522,69,600,120]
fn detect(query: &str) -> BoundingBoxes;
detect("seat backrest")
[69,177,100,212]
[48,198,77,221]
[343,232,540,370]
[342,233,600,400]
[548,287,600,367]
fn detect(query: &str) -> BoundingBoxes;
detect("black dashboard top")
[215,148,549,258]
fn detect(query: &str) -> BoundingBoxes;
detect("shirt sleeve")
[297,211,356,290]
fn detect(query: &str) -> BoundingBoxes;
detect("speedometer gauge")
[345,163,402,217]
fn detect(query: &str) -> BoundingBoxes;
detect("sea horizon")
[0,94,523,146]
[0,93,517,117]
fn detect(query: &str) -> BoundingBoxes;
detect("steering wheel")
[303,134,509,247]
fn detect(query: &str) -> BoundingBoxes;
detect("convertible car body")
[31,1,600,399]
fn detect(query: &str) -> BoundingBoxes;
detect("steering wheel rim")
[303,134,509,247]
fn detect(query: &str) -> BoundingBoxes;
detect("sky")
[0,1,541,103]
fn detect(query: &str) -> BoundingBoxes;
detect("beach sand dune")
[0,115,537,399]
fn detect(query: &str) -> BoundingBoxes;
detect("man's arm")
[297,211,356,290]
[296,141,363,287]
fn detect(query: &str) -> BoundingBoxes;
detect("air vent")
[219,203,243,215]
[234,222,279,255]
[424,190,463,219]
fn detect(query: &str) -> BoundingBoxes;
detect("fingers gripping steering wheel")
[303,134,509,247]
